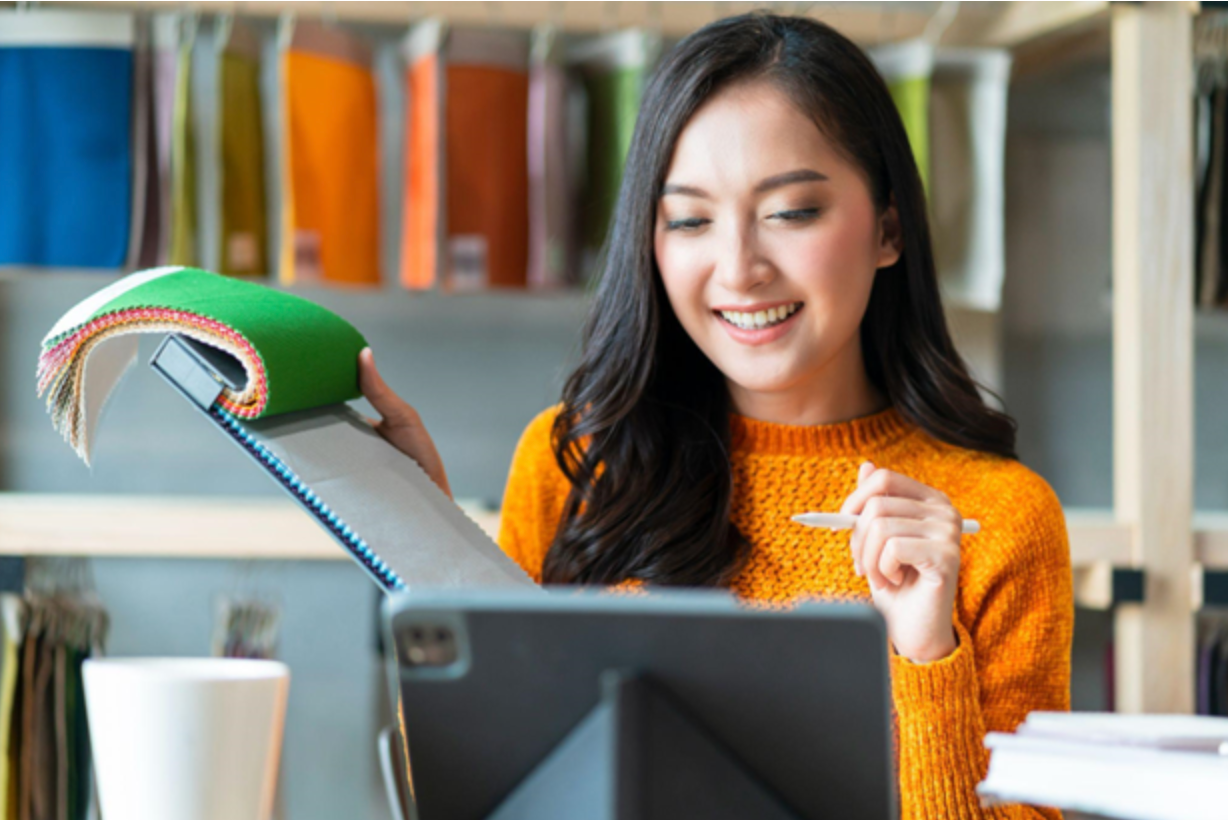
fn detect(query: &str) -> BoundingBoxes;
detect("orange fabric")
[281,50,380,286]
[401,59,529,291]
[402,54,440,290]
[445,64,529,289]
[499,405,1074,820]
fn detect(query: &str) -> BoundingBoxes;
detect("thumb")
[358,348,413,424]
[858,461,875,485]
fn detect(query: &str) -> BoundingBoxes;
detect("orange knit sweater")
[497,404,1074,820]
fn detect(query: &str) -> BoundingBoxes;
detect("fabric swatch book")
[37,266,536,595]
[979,711,1228,820]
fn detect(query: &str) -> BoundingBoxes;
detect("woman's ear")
[875,196,903,270]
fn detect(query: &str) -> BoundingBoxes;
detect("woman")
[360,13,1072,819]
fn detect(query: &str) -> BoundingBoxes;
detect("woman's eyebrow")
[659,169,828,199]
[754,168,829,193]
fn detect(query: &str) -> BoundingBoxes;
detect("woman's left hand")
[839,462,963,664]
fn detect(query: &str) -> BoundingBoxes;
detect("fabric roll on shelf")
[402,19,532,292]
[215,16,269,277]
[278,18,381,287]
[0,558,110,820]
[870,39,934,194]
[928,48,1012,312]
[527,23,580,290]
[0,10,138,270]
[568,28,663,278]
[1195,13,1228,311]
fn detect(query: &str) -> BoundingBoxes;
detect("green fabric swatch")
[582,65,646,253]
[886,74,931,192]
[87,268,367,417]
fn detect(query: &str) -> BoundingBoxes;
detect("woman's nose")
[713,223,775,292]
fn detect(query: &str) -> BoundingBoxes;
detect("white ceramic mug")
[83,657,290,820]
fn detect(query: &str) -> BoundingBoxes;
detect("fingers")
[839,461,950,516]
[358,348,418,428]
[878,537,952,587]
[856,516,956,589]
[849,495,942,575]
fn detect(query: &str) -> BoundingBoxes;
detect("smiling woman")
[358,12,1073,820]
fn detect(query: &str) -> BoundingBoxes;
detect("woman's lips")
[714,304,804,346]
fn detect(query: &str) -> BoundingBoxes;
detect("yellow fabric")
[280,50,380,286]
[217,50,268,277]
[169,37,197,267]
[499,405,1073,820]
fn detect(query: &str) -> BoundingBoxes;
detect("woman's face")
[654,80,900,411]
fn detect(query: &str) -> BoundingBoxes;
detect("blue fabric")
[0,46,133,268]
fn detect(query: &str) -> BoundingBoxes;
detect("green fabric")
[886,74,931,192]
[88,268,367,417]
[170,38,198,267]
[582,65,645,253]
[218,50,268,277]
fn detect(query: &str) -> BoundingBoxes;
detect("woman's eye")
[665,217,711,232]
[769,208,820,223]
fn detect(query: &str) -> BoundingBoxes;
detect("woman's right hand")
[357,347,453,500]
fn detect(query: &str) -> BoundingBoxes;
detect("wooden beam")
[0,494,500,560]
[1110,2,1195,714]
[27,1,1111,51]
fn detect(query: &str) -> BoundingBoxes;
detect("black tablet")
[383,589,896,820]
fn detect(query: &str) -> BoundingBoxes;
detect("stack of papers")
[979,712,1228,820]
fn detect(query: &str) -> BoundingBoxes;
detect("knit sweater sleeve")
[496,406,570,583]
[889,467,1074,820]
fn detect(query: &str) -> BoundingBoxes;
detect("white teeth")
[718,302,801,330]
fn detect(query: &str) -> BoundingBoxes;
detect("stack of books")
[979,712,1228,820]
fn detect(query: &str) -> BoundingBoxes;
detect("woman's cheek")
[656,243,710,321]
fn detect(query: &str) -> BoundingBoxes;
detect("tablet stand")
[488,670,800,820]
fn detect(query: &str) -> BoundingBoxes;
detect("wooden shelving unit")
[0,1,1209,713]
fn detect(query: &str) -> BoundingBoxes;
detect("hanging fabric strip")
[0,11,136,268]
[216,18,268,277]
[278,18,381,286]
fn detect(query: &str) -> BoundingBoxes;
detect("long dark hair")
[543,13,1017,588]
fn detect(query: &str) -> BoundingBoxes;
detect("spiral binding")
[210,405,407,592]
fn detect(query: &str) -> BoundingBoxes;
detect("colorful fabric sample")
[0,11,136,268]
[169,15,199,267]
[216,18,268,277]
[527,24,576,289]
[870,40,934,193]
[38,266,368,462]
[402,21,531,291]
[279,20,380,286]
[928,49,1012,310]
[569,29,661,267]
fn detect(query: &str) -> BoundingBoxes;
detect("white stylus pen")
[792,512,981,535]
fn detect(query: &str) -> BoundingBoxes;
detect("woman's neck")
[726,341,889,427]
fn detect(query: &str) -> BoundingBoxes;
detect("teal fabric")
[88,268,367,417]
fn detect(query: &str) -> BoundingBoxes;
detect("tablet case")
[384,589,896,820]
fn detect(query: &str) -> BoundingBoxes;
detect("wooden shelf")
[0,494,500,561]
[0,494,1153,567]
[32,1,1109,50]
